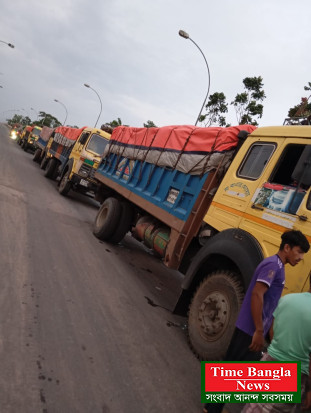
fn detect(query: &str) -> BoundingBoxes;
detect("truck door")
[240,140,311,294]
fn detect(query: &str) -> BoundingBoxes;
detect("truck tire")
[188,271,244,361]
[93,197,122,241]
[33,148,42,163]
[109,202,134,244]
[40,155,48,170]
[23,142,28,152]
[59,170,71,196]
[44,158,57,179]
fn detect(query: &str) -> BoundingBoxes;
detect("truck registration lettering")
[167,188,179,204]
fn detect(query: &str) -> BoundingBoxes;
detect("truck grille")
[79,164,96,180]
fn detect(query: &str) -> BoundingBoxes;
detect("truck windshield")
[32,129,41,136]
[86,134,109,156]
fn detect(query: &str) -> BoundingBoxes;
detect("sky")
[0,0,310,129]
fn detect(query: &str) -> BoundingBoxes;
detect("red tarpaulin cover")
[109,125,256,153]
[54,126,86,141]
[104,124,256,175]
[39,126,54,142]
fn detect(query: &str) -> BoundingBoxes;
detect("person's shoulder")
[258,255,281,270]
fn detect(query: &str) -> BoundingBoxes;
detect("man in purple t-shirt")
[203,230,310,413]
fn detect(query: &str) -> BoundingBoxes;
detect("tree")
[143,120,157,128]
[7,114,31,127]
[287,82,311,118]
[32,111,61,128]
[231,76,266,125]
[107,118,123,128]
[199,92,228,126]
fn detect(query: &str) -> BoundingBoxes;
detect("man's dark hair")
[280,230,310,253]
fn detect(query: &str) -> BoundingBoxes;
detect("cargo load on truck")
[103,124,256,176]
[33,126,55,163]
[36,126,54,150]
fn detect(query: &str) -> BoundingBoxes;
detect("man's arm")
[249,281,268,352]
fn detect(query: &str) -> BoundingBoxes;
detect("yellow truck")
[42,125,111,197]
[93,124,311,360]
[18,125,33,146]
[21,125,42,152]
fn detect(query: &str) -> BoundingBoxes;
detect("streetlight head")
[54,99,58,102]
[179,30,189,39]
[8,43,14,48]
[84,83,90,88]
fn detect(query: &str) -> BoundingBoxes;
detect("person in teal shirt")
[242,283,311,412]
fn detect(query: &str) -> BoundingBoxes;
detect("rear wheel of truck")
[59,170,71,196]
[40,155,48,170]
[44,158,57,179]
[188,271,244,361]
[109,202,134,244]
[23,142,28,152]
[33,148,42,163]
[93,197,122,241]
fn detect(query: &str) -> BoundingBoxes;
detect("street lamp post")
[84,83,102,128]
[178,29,211,126]
[54,99,68,125]
[0,40,14,49]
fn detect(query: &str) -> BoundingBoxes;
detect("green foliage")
[33,111,61,128]
[231,76,266,125]
[7,114,31,127]
[287,82,311,118]
[199,92,228,126]
[7,111,61,128]
[143,120,157,128]
[107,118,123,128]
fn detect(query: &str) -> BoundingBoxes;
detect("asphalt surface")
[0,124,202,413]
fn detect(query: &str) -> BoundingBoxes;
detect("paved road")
[0,125,201,413]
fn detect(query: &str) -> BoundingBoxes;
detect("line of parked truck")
[10,121,311,361]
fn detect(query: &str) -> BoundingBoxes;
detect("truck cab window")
[253,144,311,215]
[238,143,275,180]
[79,132,90,145]
[270,144,306,186]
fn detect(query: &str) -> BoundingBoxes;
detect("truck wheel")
[93,197,122,241]
[44,158,57,179]
[109,202,134,244]
[33,148,42,163]
[23,142,28,152]
[188,271,244,361]
[59,170,71,196]
[40,155,48,170]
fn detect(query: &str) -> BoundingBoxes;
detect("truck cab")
[18,125,33,146]
[22,126,42,152]
[181,126,311,360]
[43,126,111,197]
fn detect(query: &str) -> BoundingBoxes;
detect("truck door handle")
[251,204,264,211]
